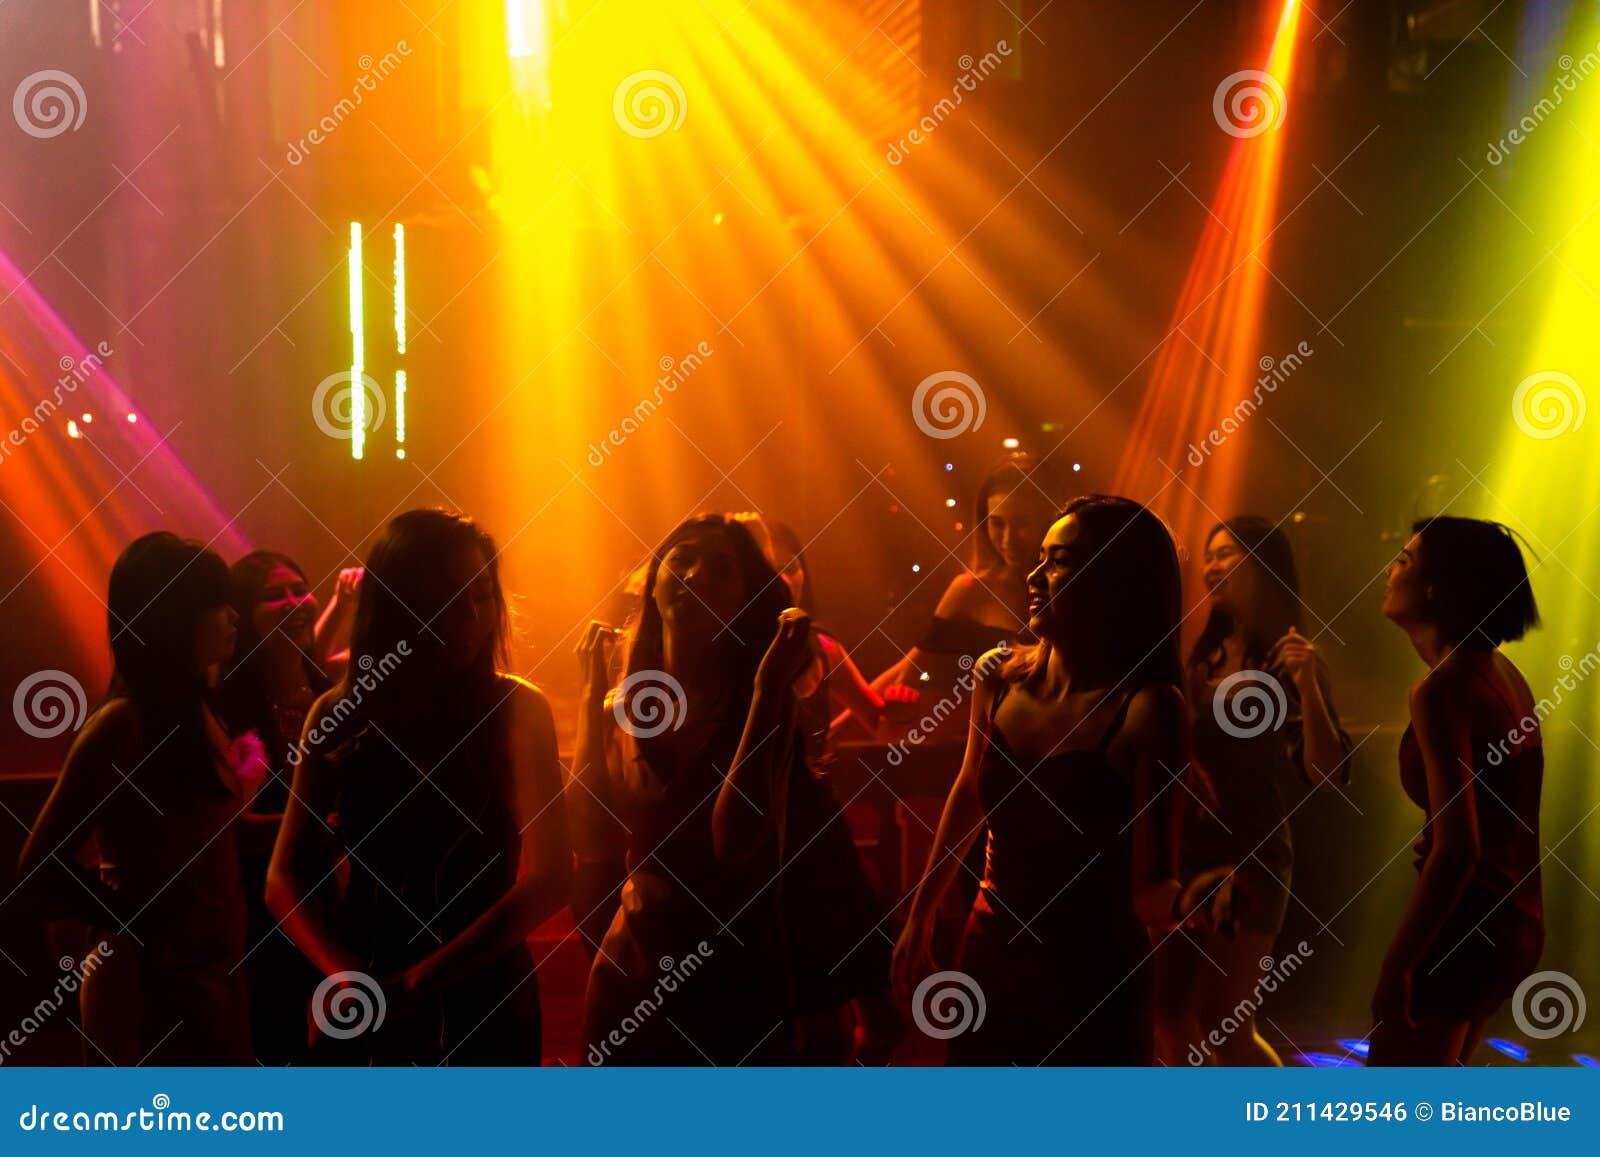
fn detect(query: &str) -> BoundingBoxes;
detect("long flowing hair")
[344,509,509,724]
[621,514,796,764]
[104,531,232,781]
[1188,516,1302,684]
[1000,495,1184,693]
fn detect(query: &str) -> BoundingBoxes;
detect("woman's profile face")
[195,603,239,672]
[654,527,747,635]
[254,563,319,651]
[432,542,498,674]
[1382,533,1428,628]
[985,485,1052,574]
[1025,513,1089,640]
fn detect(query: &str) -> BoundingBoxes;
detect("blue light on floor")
[1573,1054,1599,1067]
[1486,1038,1529,1062]
[1337,1039,1371,1057]
[1293,1052,1363,1068]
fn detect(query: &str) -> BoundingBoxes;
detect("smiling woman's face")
[1024,513,1088,640]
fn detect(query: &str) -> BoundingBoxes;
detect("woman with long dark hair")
[1369,517,1543,1065]
[854,452,1059,746]
[1156,517,1351,1065]
[732,513,905,1063]
[18,532,261,1063]
[571,514,813,1064]
[266,509,571,1064]
[891,496,1227,1065]
[218,550,333,1065]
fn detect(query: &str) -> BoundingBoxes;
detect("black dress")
[1395,666,1543,1022]
[583,722,796,1065]
[947,684,1153,1066]
[327,688,542,1065]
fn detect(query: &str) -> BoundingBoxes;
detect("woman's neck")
[1041,639,1121,697]
[260,641,311,700]
[661,627,728,696]
[1406,622,1454,669]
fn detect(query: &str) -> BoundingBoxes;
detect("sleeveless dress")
[94,726,253,1064]
[328,691,542,1065]
[1181,658,1349,936]
[583,723,796,1064]
[1396,666,1543,1022]
[947,685,1153,1066]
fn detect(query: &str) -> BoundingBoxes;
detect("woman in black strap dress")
[892,496,1232,1065]
[1371,517,1544,1065]
[267,510,571,1065]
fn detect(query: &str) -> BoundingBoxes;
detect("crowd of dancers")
[16,454,1546,1067]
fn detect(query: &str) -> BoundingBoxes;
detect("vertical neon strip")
[394,223,406,459]
[349,222,364,461]
[395,370,407,460]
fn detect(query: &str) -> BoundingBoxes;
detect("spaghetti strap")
[1094,688,1138,755]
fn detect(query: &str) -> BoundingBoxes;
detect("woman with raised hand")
[218,550,336,1065]
[571,514,813,1065]
[1368,517,1543,1065]
[266,509,570,1065]
[1156,517,1352,1066]
[891,496,1227,1065]
[19,532,261,1064]
[851,452,1059,747]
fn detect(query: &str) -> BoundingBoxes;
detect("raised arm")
[712,609,813,865]
[264,688,366,979]
[889,650,1004,998]
[392,679,572,1002]
[1270,629,1354,788]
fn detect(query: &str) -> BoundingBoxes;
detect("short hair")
[1412,516,1539,647]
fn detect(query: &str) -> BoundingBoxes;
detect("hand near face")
[1266,626,1317,689]
[755,608,812,696]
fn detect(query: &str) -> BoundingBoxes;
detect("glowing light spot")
[911,564,920,573]
[918,672,931,683]
[1574,1054,1599,1067]
[1486,1038,1529,1062]
[1071,462,1081,472]
[80,412,92,423]
[944,462,953,471]
[945,498,956,507]
[1002,437,1019,449]
[66,420,81,439]
[1337,1039,1371,1057]
[713,212,725,225]
[1292,1052,1361,1068]
[125,412,137,423]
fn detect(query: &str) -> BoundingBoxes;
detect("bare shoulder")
[1123,682,1188,742]
[498,673,556,729]
[1409,661,1472,715]
[933,570,987,618]
[76,698,143,764]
